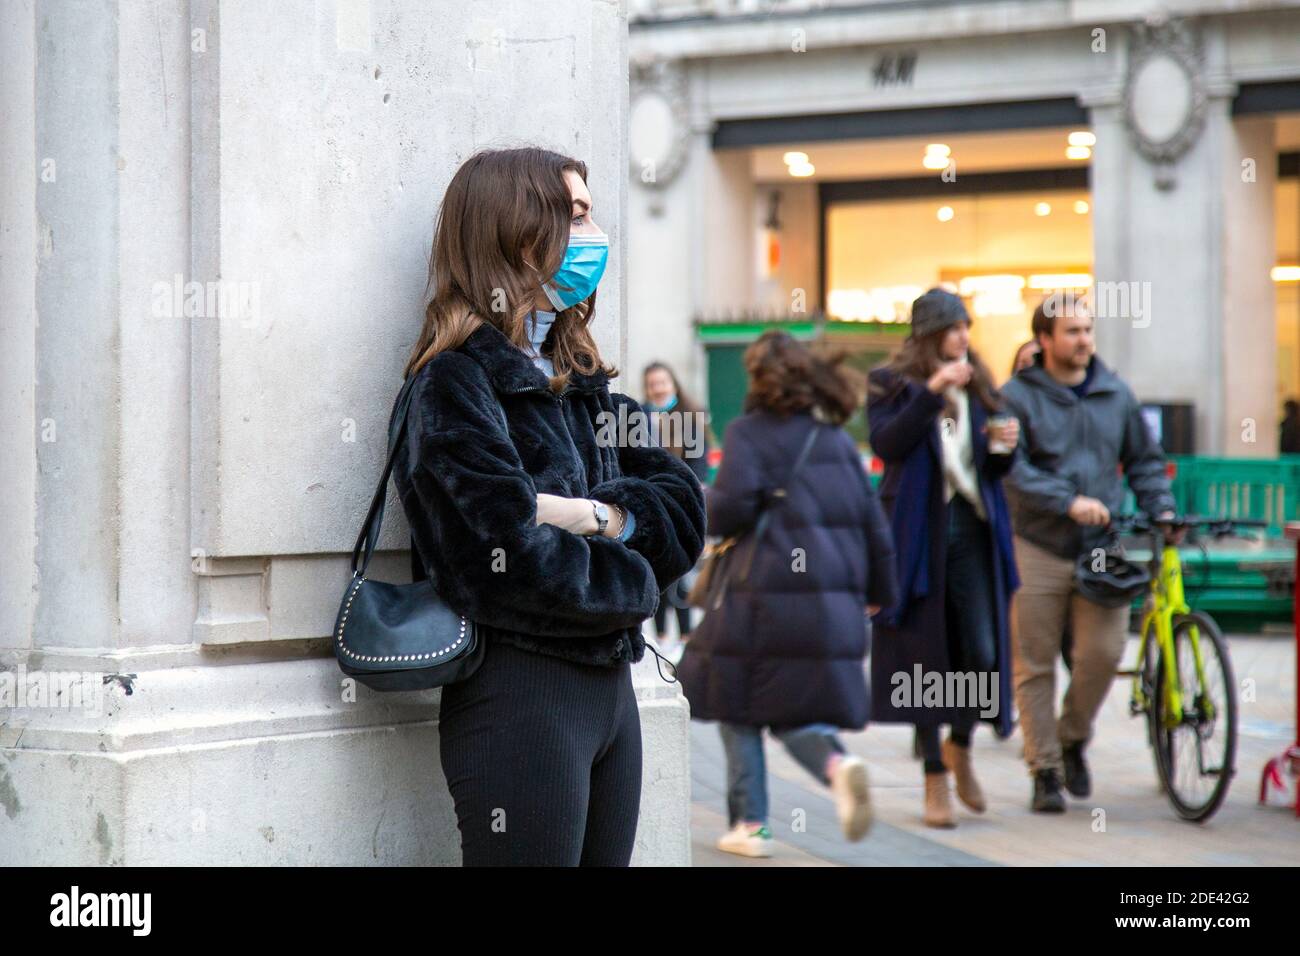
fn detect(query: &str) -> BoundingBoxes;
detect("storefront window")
[825,189,1093,382]
[1277,176,1300,414]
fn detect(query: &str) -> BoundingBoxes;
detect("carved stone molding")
[629,57,690,190]
[1122,17,1208,190]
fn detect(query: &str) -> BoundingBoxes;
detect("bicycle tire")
[1151,611,1238,822]
[1140,619,1159,749]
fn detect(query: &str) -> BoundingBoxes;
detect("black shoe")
[1031,769,1067,813]
[1062,741,1091,798]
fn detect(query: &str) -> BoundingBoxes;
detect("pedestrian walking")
[677,330,899,857]
[392,147,705,864]
[642,361,713,656]
[1011,339,1040,376]
[1280,398,1300,453]
[1012,338,1074,672]
[1000,291,1177,812]
[867,288,1021,828]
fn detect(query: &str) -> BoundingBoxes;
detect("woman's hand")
[984,417,1020,450]
[926,360,973,394]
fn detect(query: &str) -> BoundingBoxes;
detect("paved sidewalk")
[685,633,1298,866]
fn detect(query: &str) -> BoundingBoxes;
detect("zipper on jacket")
[500,382,590,496]
[553,391,590,497]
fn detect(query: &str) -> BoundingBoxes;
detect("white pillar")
[1087,62,1274,456]
[1221,116,1278,456]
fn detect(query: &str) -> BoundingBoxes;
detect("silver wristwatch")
[589,499,609,535]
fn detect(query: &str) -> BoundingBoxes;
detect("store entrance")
[804,128,1096,384]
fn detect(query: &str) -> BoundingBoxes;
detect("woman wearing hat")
[866,288,1021,828]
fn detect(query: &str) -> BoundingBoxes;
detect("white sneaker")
[716,822,774,858]
[830,755,873,841]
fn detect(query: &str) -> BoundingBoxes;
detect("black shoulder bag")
[687,421,821,612]
[332,373,487,691]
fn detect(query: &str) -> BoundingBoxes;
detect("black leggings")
[653,580,692,638]
[437,639,642,866]
[919,493,998,774]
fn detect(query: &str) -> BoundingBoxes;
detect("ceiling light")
[788,161,815,177]
[1272,266,1300,283]
[1035,202,1051,216]
[1068,131,1096,147]
[922,143,952,170]
[828,286,926,323]
[936,205,954,222]
[1074,200,1090,214]
[958,274,1026,294]
[1066,145,1092,161]
[1028,273,1093,290]
[782,151,809,166]
[957,275,1026,319]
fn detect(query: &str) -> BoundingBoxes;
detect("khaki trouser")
[1010,535,1129,774]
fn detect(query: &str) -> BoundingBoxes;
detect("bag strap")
[736,419,822,581]
[351,373,421,577]
[352,368,513,580]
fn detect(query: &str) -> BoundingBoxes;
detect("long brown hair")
[873,328,1002,413]
[403,147,616,391]
[642,361,712,459]
[742,330,863,426]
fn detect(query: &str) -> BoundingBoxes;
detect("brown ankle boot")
[923,772,956,828]
[942,738,986,813]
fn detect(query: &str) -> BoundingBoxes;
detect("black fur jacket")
[392,319,707,668]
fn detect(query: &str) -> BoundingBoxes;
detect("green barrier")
[1174,455,1300,538]
[1120,455,1300,537]
[1118,456,1299,630]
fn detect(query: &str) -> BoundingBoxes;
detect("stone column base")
[0,648,691,866]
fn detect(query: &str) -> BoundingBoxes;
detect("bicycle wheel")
[1151,612,1238,822]
[1139,622,1159,749]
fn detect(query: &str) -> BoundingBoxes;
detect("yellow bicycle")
[1113,514,1264,822]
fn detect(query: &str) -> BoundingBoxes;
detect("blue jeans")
[718,723,846,826]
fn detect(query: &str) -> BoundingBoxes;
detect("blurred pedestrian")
[1011,339,1040,376]
[642,361,713,655]
[1280,398,1300,453]
[1000,292,1177,813]
[677,330,899,857]
[1012,337,1074,672]
[867,288,1021,828]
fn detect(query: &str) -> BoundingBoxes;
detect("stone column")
[1220,116,1278,456]
[1,0,690,866]
[1086,20,1276,456]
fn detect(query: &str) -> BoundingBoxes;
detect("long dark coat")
[391,319,706,668]
[676,409,899,730]
[865,368,1019,737]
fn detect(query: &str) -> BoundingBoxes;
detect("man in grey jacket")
[1001,292,1176,813]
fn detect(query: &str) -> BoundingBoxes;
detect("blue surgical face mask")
[543,231,609,311]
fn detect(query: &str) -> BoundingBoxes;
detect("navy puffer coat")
[676,409,899,729]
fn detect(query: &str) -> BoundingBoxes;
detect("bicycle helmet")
[1074,547,1151,608]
